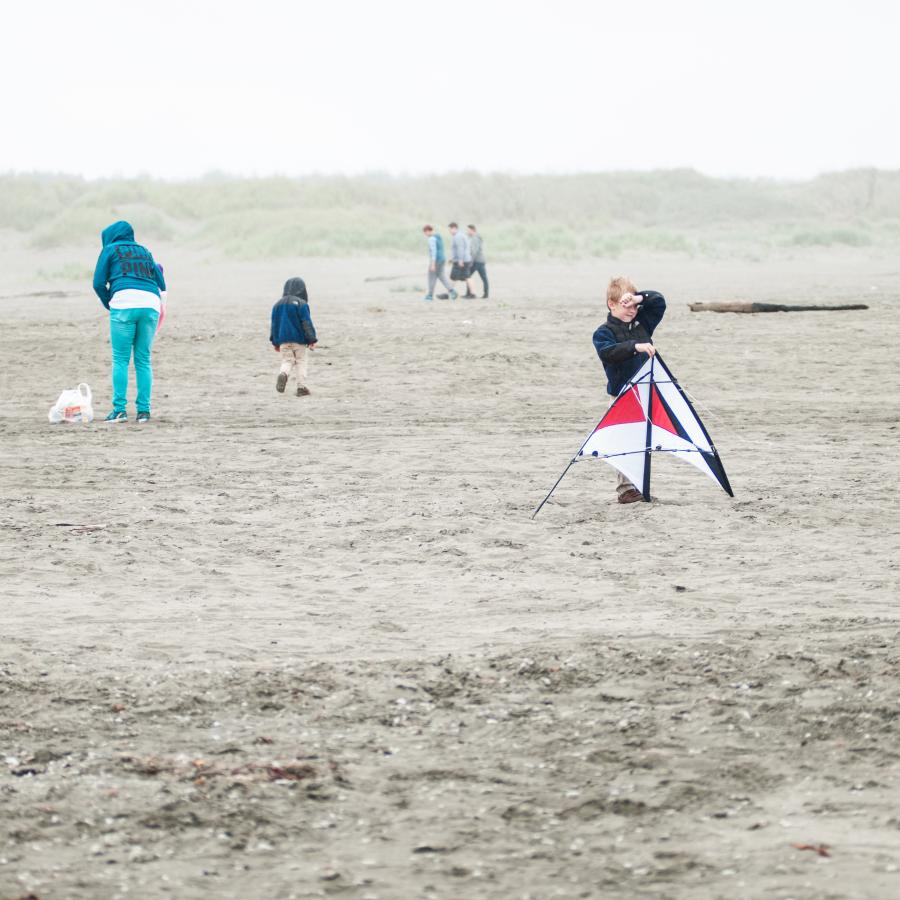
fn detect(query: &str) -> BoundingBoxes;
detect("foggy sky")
[4,0,896,180]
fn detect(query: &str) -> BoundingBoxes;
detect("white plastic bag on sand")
[48,383,94,424]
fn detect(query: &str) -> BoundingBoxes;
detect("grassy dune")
[2,169,898,261]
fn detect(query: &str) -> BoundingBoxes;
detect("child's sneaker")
[276,372,288,392]
[136,411,151,423]
[104,410,127,422]
[436,293,449,300]
[449,289,458,300]
[423,294,434,302]
[296,386,311,397]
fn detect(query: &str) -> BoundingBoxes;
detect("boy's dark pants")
[470,261,489,296]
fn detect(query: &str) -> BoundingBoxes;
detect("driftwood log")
[689,302,868,314]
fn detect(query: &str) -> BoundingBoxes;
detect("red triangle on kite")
[597,386,645,429]
[651,386,679,436]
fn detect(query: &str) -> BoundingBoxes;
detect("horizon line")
[0,166,896,185]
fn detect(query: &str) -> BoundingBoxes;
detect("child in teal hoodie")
[92,221,166,422]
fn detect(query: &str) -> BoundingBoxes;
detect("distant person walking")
[466,224,489,298]
[448,222,475,298]
[423,225,457,302]
[270,277,317,397]
[92,220,166,422]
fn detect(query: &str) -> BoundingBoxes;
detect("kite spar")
[532,353,733,517]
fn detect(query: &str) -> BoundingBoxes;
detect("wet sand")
[1,244,898,898]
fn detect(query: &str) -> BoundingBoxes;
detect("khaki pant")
[616,469,636,498]
[279,343,309,388]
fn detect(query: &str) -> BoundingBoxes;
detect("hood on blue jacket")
[101,220,135,247]
[282,277,308,301]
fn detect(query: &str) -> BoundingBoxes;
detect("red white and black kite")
[533,354,733,516]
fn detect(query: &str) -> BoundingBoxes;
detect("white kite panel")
[580,422,647,490]
[653,370,713,450]
[649,425,723,487]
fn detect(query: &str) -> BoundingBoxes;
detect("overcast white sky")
[3,0,896,180]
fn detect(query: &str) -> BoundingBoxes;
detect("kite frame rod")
[531,425,598,519]
[530,455,579,519]
[580,446,705,460]
[640,356,655,501]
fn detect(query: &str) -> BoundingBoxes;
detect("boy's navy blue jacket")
[592,291,666,395]
[92,220,166,309]
[270,278,318,346]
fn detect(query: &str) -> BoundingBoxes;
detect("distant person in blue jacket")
[92,220,166,423]
[270,277,317,397]
[422,225,457,302]
[592,277,667,504]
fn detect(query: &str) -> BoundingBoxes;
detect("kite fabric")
[533,353,732,517]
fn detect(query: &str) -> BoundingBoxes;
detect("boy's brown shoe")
[296,386,311,397]
[617,488,644,504]
[276,373,288,393]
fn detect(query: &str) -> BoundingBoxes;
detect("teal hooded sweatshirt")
[92,221,166,309]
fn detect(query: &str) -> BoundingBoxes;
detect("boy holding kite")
[592,277,667,503]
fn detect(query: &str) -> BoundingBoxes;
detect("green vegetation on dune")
[1,169,897,260]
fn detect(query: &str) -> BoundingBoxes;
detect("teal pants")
[109,308,159,413]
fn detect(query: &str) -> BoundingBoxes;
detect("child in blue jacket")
[270,277,318,397]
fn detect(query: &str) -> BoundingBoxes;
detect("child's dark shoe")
[296,386,311,397]
[276,373,288,393]
[104,410,127,422]
[136,411,151,423]
[617,488,644,504]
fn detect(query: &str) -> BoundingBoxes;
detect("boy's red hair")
[607,276,637,308]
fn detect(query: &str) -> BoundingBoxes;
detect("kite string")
[680,387,725,426]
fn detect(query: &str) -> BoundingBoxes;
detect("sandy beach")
[2,242,899,899]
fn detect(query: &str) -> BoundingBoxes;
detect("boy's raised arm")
[637,290,666,333]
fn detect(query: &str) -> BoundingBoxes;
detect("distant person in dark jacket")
[92,220,167,423]
[270,277,317,397]
[466,224,489,298]
[592,277,666,503]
